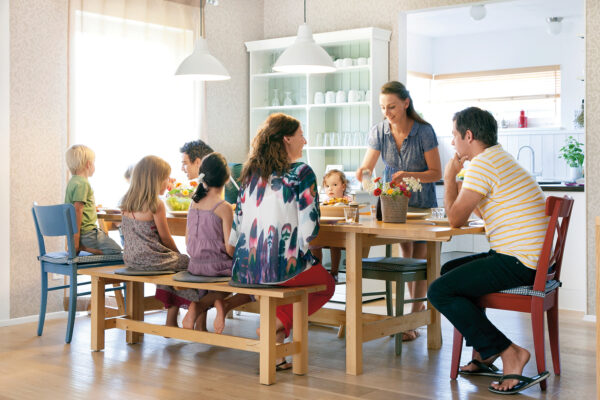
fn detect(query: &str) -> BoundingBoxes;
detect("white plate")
[98,207,121,214]
[169,210,188,217]
[406,212,428,219]
[320,216,345,224]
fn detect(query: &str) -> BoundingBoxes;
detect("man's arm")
[444,154,483,228]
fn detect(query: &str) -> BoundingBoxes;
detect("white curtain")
[69,0,202,207]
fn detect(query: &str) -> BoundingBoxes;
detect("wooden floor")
[0,304,595,399]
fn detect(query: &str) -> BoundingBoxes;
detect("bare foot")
[401,330,420,341]
[459,351,499,373]
[182,302,199,330]
[213,298,226,334]
[490,344,531,392]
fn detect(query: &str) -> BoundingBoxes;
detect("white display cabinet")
[245,27,391,184]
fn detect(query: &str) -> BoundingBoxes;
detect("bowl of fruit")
[165,180,197,215]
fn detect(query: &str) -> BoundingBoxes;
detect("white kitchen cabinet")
[245,28,391,183]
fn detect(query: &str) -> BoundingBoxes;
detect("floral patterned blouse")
[229,162,320,284]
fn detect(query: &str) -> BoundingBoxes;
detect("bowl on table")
[166,196,192,213]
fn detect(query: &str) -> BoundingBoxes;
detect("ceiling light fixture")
[175,0,230,80]
[272,0,335,74]
[546,17,563,36]
[470,4,486,21]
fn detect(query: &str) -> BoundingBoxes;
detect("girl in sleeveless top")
[119,155,200,328]
[182,153,252,333]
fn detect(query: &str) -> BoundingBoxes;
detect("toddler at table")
[119,155,201,327]
[182,153,252,333]
[64,144,122,255]
[312,169,351,281]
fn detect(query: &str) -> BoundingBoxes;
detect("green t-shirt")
[65,175,97,233]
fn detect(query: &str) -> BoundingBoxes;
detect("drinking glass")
[344,207,358,223]
[271,88,280,107]
[315,132,323,147]
[322,132,330,147]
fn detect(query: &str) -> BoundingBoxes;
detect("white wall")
[0,0,9,321]
[408,19,585,131]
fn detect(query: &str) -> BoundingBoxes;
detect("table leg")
[426,241,442,349]
[259,295,276,385]
[91,276,105,351]
[126,281,143,344]
[346,232,363,375]
[292,291,308,375]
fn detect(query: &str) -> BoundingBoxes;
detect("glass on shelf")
[283,91,294,106]
[271,88,280,107]
[322,132,330,147]
[315,132,323,147]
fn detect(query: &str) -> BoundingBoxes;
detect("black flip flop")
[459,359,502,377]
[488,371,550,395]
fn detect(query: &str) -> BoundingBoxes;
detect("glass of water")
[431,208,445,219]
[344,207,358,223]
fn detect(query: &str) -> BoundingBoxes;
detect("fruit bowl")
[166,196,192,212]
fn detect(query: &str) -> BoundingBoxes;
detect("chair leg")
[531,303,547,390]
[38,268,49,336]
[394,279,405,355]
[450,328,464,379]
[385,281,393,316]
[547,304,561,375]
[65,270,78,344]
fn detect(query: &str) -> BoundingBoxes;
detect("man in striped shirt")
[428,107,549,394]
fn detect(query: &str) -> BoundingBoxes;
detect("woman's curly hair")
[240,113,300,183]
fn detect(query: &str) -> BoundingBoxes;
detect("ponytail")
[192,152,230,203]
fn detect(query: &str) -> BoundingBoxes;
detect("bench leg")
[259,295,276,385]
[91,276,105,351]
[126,281,144,344]
[292,292,309,375]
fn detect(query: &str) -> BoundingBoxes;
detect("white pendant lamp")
[546,17,563,36]
[273,0,335,74]
[175,0,230,80]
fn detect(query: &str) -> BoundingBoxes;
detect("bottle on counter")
[518,110,527,128]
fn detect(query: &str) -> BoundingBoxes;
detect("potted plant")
[559,136,584,182]
[372,177,422,223]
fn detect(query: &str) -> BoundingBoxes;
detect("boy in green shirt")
[65,145,121,255]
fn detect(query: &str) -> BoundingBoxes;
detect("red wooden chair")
[449,195,574,390]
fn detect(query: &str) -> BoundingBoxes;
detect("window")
[70,3,199,207]
[408,65,561,133]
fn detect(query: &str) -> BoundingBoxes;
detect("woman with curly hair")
[229,113,335,370]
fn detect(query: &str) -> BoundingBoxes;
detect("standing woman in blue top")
[356,81,442,341]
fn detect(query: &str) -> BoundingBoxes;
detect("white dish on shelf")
[169,211,188,217]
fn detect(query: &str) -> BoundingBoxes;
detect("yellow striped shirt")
[462,144,548,269]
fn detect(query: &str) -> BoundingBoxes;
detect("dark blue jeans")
[428,250,536,359]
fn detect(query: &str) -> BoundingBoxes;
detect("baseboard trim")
[0,311,69,327]
[582,314,596,323]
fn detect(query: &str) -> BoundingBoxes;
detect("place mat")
[320,216,345,224]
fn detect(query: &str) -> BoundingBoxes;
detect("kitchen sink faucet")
[517,145,538,177]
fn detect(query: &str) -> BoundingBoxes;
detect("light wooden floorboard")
[0,304,595,399]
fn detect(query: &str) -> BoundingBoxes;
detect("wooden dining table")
[98,212,484,376]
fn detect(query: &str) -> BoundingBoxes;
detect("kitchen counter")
[435,181,584,192]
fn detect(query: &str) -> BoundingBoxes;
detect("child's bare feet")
[256,320,290,369]
[182,302,199,330]
[213,298,226,334]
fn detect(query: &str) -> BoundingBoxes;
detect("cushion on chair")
[173,271,230,283]
[40,251,123,265]
[114,267,176,276]
[362,256,427,272]
[498,280,562,298]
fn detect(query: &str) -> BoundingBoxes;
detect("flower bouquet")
[372,177,422,223]
[165,180,197,212]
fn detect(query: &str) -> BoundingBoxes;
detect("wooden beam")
[362,311,431,343]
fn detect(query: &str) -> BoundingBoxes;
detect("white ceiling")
[407,0,584,38]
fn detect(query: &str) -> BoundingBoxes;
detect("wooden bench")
[78,266,325,385]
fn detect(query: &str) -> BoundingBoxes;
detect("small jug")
[336,90,347,103]
[314,91,325,104]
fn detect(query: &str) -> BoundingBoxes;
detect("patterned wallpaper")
[10,0,69,317]
[7,0,598,317]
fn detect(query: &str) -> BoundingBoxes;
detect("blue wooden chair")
[32,203,125,343]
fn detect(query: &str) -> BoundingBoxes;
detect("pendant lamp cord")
[304,0,307,23]
[200,0,206,39]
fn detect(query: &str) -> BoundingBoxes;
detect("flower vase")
[380,195,409,223]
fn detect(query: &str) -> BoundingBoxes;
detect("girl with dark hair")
[182,152,252,333]
[356,81,442,341]
[231,113,335,370]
